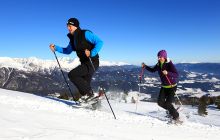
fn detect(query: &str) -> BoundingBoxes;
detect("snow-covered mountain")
[0,88,220,140]
[0,57,129,73]
[0,57,220,105]
[0,57,130,95]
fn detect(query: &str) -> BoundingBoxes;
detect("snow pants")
[68,59,99,96]
[157,86,179,119]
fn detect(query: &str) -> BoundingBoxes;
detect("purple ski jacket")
[145,59,179,86]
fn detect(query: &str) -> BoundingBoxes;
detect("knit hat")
[67,18,79,27]
[157,50,167,59]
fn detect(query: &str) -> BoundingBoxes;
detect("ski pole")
[53,51,75,100]
[103,89,117,119]
[139,67,145,84]
[89,57,96,72]
[164,74,183,106]
[89,57,116,119]
[136,67,145,112]
[138,67,145,92]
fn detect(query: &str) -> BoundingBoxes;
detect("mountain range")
[0,57,220,101]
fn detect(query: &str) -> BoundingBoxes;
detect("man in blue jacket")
[50,18,103,101]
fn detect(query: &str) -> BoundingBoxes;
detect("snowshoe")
[81,89,104,103]
[165,111,172,118]
[167,117,183,125]
[72,98,101,110]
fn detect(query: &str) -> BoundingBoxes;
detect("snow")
[214,84,220,89]
[144,77,158,82]
[176,88,204,95]
[0,57,26,71]
[141,77,160,87]
[179,80,195,84]
[0,57,66,72]
[176,88,220,98]
[0,57,129,73]
[99,60,129,66]
[179,77,220,84]
[197,77,220,83]
[207,91,220,97]
[210,77,220,82]
[187,72,198,78]
[0,88,220,140]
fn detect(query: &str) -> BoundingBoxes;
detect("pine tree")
[198,95,209,116]
[215,97,220,109]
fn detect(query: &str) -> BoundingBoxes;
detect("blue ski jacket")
[54,30,103,58]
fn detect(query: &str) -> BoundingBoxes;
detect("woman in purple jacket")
[142,50,180,121]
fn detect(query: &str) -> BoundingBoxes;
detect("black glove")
[141,62,146,68]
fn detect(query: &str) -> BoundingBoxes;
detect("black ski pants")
[68,59,99,96]
[157,86,179,119]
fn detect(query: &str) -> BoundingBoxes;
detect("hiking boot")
[57,93,69,100]
[72,92,82,102]
[87,90,94,98]
[80,90,95,102]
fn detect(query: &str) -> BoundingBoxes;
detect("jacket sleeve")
[85,31,103,57]
[167,61,179,78]
[145,64,158,73]
[54,43,73,54]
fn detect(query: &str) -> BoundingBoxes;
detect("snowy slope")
[0,88,220,140]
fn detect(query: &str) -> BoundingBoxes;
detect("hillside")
[0,88,220,140]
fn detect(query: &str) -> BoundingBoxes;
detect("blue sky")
[0,0,219,65]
